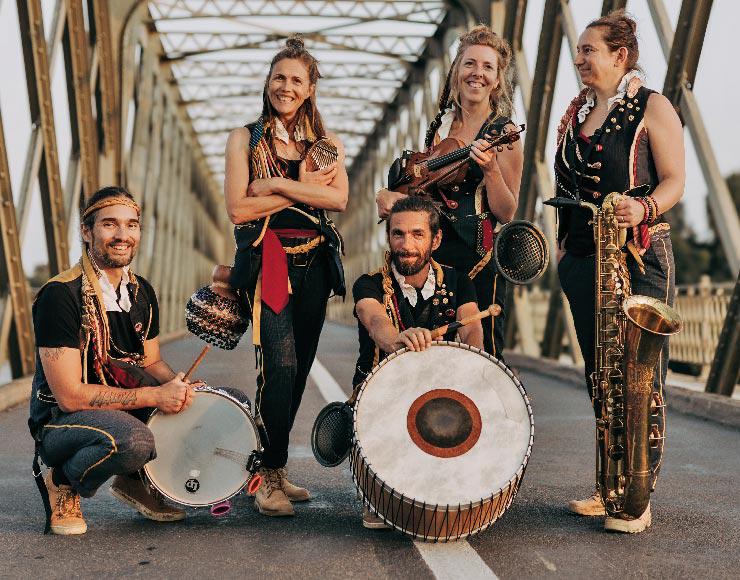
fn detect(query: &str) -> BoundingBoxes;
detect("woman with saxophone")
[376,25,523,359]
[553,10,684,533]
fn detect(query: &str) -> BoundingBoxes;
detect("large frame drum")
[144,387,261,507]
[351,342,534,541]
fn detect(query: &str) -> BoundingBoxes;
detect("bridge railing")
[328,274,735,388]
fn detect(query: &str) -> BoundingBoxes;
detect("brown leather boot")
[254,469,294,517]
[45,470,87,535]
[110,475,185,522]
[568,489,606,516]
[278,468,310,502]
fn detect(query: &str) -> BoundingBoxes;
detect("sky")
[0,0,738,275]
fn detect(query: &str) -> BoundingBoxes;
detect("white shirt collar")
[273,117,306,145]
[391,263,436,307]
[98,267,132,313]
[577,69,644,123]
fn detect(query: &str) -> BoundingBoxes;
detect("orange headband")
[81,196,140,221]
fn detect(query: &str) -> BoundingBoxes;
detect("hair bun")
[285,35,305,51]
[609,8,637,33]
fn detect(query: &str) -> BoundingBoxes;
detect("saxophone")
[546,192,682,521]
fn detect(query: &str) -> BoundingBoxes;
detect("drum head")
[354,342,533,507]
[144,389,260,507]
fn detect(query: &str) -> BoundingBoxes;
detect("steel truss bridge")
[0,0,737,396]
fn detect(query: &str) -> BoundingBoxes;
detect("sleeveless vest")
[431,117,512,274]
[229,120,345,296]
[554,86,662,256]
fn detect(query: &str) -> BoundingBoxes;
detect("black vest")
[229,119,345,297]
[554,86,662,256]
[431,117,512,274]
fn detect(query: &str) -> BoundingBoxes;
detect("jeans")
[39,408,155,497]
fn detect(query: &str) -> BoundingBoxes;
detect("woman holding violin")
[377,25,523,358]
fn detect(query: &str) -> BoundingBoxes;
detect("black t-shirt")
[33,278,160,378]
[267,158,321,231]
[29,274,159,437]
[351,267,477,386]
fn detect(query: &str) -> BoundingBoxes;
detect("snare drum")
[144,386,261,507]
[351,342,534,541]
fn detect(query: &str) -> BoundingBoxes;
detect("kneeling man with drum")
[29,186,200,535]
[352,196,483,528]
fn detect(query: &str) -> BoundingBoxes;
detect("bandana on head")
[81,196,140,222]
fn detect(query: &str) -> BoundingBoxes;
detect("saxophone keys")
[649,424,663,448]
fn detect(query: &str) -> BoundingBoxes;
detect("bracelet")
[635,197,650,225]
[647,195,659,223]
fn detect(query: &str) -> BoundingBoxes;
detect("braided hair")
[424,25,514,148]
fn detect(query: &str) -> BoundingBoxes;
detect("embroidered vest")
[554,86,662,256]
[431,117,512,273]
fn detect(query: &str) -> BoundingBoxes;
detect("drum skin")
[144,388,260,507]
[351,342,534,541]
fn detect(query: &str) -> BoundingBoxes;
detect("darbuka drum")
[351,342,533,541]
[144,387,261,507]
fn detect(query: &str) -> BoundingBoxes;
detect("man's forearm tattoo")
[89,389,137,408]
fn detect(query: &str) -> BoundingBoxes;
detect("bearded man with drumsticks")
[352,196,488,529]
[29,186,202,535]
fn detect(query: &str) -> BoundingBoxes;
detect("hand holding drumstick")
[393,304,501,352]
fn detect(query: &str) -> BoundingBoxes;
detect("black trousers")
[254,248,331,469]
[470,267,506,360]
[558,229,676,486]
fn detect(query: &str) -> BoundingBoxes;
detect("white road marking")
[414,541,499,579]
[535,550,557,571]
[309,357,499,580]
[309,358,348,402]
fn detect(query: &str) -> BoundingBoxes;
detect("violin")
[387,124,525,197]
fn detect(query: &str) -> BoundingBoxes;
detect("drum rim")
[351,341,534,536]
[350,446,531,541]
[144,386,262,508]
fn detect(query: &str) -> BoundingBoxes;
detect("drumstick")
[184,344,211,381]
[430,304,501,339]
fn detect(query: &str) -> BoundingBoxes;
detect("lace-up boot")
[45,470,87,535]
[568,489,607,516]
[277,468,310,502]
[254,468,294,516]
[110,474,185,522]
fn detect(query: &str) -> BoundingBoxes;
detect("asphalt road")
[1,322,738,579]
